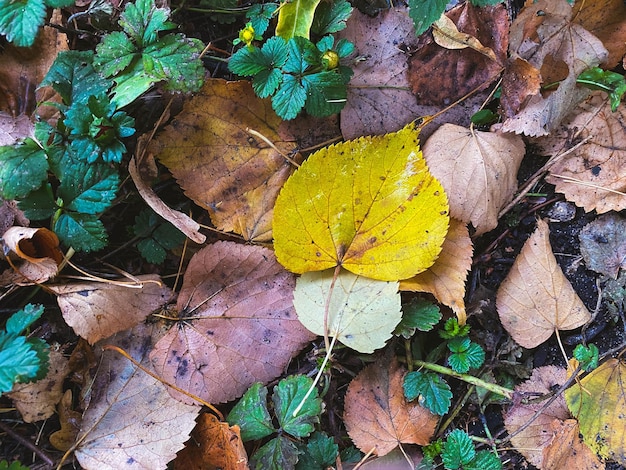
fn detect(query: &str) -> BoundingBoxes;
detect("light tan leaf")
[150,241,315,404]
[423,124,525,235]
[496,219,591,348]
[2,226,62,264]
[542,419,604,470]
[432,12,497,60]
[344,355,437,456]
[400,218,473,323]
[50,274,173,345]
[74,323,200,470]
[0,113,33,146]
[0,258,59,286]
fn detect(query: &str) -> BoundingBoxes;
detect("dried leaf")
[432,13,497,60]
[2,226,62,265]
[500,57,542,117]
[542,419,604,470]
[400,218,473,323]
[579,213,626,278]
[344,355,437,456]
[149,79,300,242]
[50,274,173,345]
[150,241,315,405]
[0,112,33,146]
[496,219,590,348]
[423,124,525,236]
[49,390,81,452]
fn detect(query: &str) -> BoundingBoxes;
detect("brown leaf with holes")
[496,219,590,349]
[174,413,248,470]
[344,355,437,456]
[50,274,173,344]
[150,241,315,405]
[400,218,473,323]
[149,79,300,242]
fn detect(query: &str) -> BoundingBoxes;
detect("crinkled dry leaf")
[74,323,200,470]
[400,218,473,323]
[2,226,62,264]
[0,200,28,237]
[0,113,33,146]
[501,0,608,136]
[344,356,437,456]
[423,124,525,236]
[7,350,69,423]
[174,413,248,470]
[542,419,604,470]
[49,390,81,452]
[500,57,543,117]
[150,241,315,405]
[149,79,300,242]
[50,274,173,345]
[293,269,401,353]
[538,93,626,213]
[0,258,58,286]
[579,213,626,278]
[566,358,626,466]
[432,13,497,60]
[496,219,590,348]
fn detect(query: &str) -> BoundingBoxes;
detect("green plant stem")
[411,360,513,399]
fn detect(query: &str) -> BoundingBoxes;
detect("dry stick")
[0,420,55,466]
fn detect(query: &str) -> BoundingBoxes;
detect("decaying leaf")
[496,219,590,348]
[579,213,626,278]
[149,79,300,242]
[50,274,173,345]
[0,112,33,146]
[344,355,437,456]
[566,358,626,466]
[150,241,315,405]
[49,390,81,452]
[293,269,401,353]
[542,419,604,470]
[400,218,473,323]
[423,124,525,236]
[273,123,449,281]
[432,14,496,60]
[74,323,200,470]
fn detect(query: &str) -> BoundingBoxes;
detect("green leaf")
[303,71,348,117]
[442,429,475,470]
[133,209,185,263]
[339,446,362,463]
[45,0,75,7]
[58,164,119,214]
[119,0,173,46]
[143,35,205,93]
[403,371,452,416]
[0,0,45,47]
[447,338,485,373]
[18,184,56,220]
[296,431,338,469]
[464,450,502,470]
[276,0,322,40]
[250,436,299,470]
[439,318,470,339]
[577,67,626,112]
[408,0,447,36]
[273,375,322,438]
[311,0,352,36]
[395,297,442,338]
[94,31,139,78]
[152,218,185,249]
[0,460,30,470]
[0,336,40,393]
[470,109,498,126]
[227,382,275,441]
[54,213,108,251]
[5,304,44,336]
[284,36,318,74]
[229,46,272,77]
[470,0,504,6]
[573,343,599,372]
[229,37,289,97]
[0,139,48,200]
[247,2,278,37]
[273,74,307,120]
[136,238,167,264]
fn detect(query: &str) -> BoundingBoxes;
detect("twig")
[0,420,55,466]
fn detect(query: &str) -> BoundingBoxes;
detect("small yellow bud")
[321,50,339,70]
[239,23,256,47]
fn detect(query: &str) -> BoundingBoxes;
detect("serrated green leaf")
[0,336,41,393]
[230,37,289,97]
[136,238,167,264]
[296,431,338,469]
[251,436,299,470]
[0,0,45,47]
[464,450,502,470]
[143,34,205,92]
[408,0,447,36]
[247,2,278,37]
[94,32,139,78]
[227,382,275,441]
[18,184,57,220]
[0,459,30,470]
[5,304,44,336]
[229,46,272,77]
[26,337,50,381]
[0,140,48,200]
[273,74,306,119]
[152,219,185,249]
[54,213,107,251]
[440,317,470,339]
[110,70,156,109]
[45,0,75,7]
[311,0,352,36]
[254,68,284,98]
[273,375,321,438]
[395,297,442,338]
[119,0,172,46]
[573,343,599,371]
[448,340,484,373]
[335,38,354,58]
[58,164,119,214]
[403,371,452,416]
[284,36,317,74]
[442,429,475,470]
[276,0,321,40]
[340,446,362,463]
[447,336,471,353]
[470,0,503,5]
[303,71,347,117]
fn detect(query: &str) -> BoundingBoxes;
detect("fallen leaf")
[539,92,626,213]
[50,274,173,345]
[273,123,449,281]
[423,124,525,236]
[578,213,626,278]
[7,350,69,423]
[408,2,507,106]
[344,355,437,456]
[149,79,300,242]
[496,219,591,349]
[432,14,497,60]
[293,269,401,353]
[501,0,608,136]
[0,112,33,146]
[400,218,473,323]
[174,413,248,470]
[49,390,82,452]
[0,200,28,237]
[566,358,626,466]
[542,419,604,470]
[2,226,63,265]
[150,241,315,404]
[74,323,200,470]
[500,57,542,117]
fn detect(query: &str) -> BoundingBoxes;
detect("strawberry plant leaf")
[303,71,349,117]
[403,371,452,416]
[119,0,174,45]
[0,460,30,470]
[0,0,45,47]
[573,343,599,372]
[312,0,352,36]
[247,2,278,37]
[18,184,56,220]
[447,338,485,373]
[273,74,307,120]
[227,382,275,441]
[470,0,504,6]
[296,432,338,469]
[93,32,138,78]
[395,298,442,338]
[273,375,321,438]
[0,139,48,200]
[442,429,475,469]
[54,213,108,252]
[5,304,44,336]
[45,0,75,7]
[464,450,502,470]
[133,209,185,264]
[58,163,119,214]
[251,436,299,470]
[439,318,470,339]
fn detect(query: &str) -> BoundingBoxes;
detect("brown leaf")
[496,219,591,349]
[344,355,437,456]
[0,200,28,237]
[0,112,33,146]
[149,79,300,242]
[578,213,626,278]
[49,390,82,452]
[408,3,507,106]
[150,241,315,404]
[174,413,248,470]
[432,14,497,60]
[500,57,542,116]
[74,323,200,470]
[542,419,604,470]
[423,124,525,235]
[50,274,173,345]
[400,218,473,323]
[2,226,63,264]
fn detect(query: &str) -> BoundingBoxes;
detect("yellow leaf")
[566,358,626,466]
[273,123,449,281]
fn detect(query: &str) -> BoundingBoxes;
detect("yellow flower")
[238,23,256,47]
[321,50,339,70]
